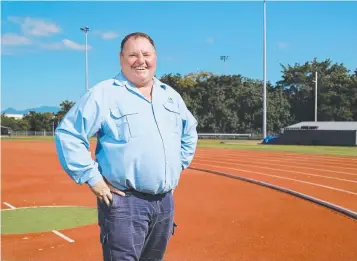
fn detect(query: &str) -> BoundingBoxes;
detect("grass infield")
[1,206,97,234]
[2,136,356,156]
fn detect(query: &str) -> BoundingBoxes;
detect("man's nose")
[137,53,145,64]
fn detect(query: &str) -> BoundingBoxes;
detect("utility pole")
[80,26,89,92]
[263,0,267,139]
[312,71,318,122]
[220,55,229,75]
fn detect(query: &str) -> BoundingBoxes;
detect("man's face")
[120,37,157,87]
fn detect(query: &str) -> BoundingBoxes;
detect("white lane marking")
[196,155,357,176]
[51,230,75,243]
[195,157,357,183]
[192,163,357,196]
[3,202,16,209]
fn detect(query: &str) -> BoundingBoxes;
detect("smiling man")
[55,32,198,261]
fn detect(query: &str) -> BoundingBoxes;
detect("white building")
[3,113,24,119]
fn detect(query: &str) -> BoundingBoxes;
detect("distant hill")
[2,106,60,115]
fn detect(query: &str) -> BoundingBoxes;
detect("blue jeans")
[97,190,175,261]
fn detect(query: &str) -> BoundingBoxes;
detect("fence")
[198,133,252,139]
[10,131,55,136]
[9,131,264,140]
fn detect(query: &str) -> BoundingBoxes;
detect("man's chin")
[132,76,153,87]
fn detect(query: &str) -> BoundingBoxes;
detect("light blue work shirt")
[55,72,198,194]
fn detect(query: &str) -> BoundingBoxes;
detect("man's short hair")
[120,32,155,53]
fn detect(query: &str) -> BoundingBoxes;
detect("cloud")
[1,46,40,56]
[62,39,92,51]
[4,16,91,54]
[277,41,289,49]
[206,37,215,44]
[1,48,15,56]
[93,30,119,40]
[8,16,61,37]
[3,39,92,54]
[1,33,32,45]
[101,32,119,40]
[40,42,65,50]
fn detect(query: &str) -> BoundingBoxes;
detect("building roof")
[2,113,24,119]
[285,121,357,131]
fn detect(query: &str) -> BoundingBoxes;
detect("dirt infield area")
[2,140,357,261]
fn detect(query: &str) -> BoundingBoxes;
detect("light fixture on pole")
[263,0,267,139]
[220,55,229,75]
[220,55,229,62]
[312,71,318,122]
[80,26,89,92]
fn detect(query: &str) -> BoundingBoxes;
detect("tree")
[56,100,74,123]
[277,58,354,122]
[1,114,29,131]
[23,111,50,131]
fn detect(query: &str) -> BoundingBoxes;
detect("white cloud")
[1,48,15,56]
[8,16,61,37]
[3,39,92,53]
[62,39,92,51]
[101,32,119,40]
[1,33,32,45]
[277,41,289,49]
[92,30,119,40]
[40,42,65,50]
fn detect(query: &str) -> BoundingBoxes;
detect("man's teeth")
[135,67,146,70]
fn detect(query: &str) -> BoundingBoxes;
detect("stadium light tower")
[220,55,229,62]
[312,71,318,122]
[220,55,229,75]
[263,0,267,139]
[80,26,89,92]
[292,70,318,122]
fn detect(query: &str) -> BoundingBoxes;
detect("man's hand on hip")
[89,179,126,206]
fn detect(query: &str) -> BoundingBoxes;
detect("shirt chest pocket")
[163,102,181,134]
[108,107,140,142]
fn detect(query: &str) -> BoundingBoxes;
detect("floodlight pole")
[80,26,89,92]
[263,0,267,139]
[220,55,229,75]
[312,71,318,122]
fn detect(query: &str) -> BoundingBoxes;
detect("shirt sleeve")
[178,96,198,170]
[54,87,105,187]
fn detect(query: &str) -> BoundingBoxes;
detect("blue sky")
[2,1,357,110]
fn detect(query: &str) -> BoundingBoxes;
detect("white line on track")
[198,149,357,164]
[195,158,357,183]
[198,152,357,171]
[192,163,357,196]
[196,155,357,176]
[3,202,16,209]
[2,202,75,243]
[51,230,75,243]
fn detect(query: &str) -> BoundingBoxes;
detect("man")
[55,32,198,261]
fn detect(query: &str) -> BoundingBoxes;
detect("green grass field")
[198,139,357,156]
[1,206,97,234]
[2,136,356,156]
